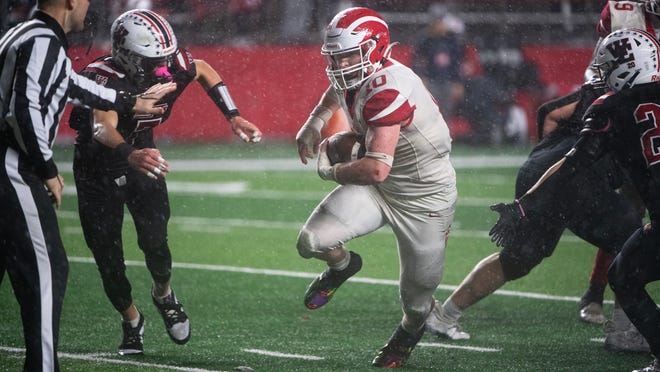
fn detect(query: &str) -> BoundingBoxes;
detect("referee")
[0,1,175,371]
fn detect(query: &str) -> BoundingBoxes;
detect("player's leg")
[567,167,645,350]
[2,160,68,372]
[297,185,384,309]
[568,163,640,325]
[427,211,564,339]
[126,172,190,345]
[578,249,613,324]
[372,201,455,368]
[609,225,660,358]
[75,170,144,354]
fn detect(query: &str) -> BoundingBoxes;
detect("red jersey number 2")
[635,102,660,166]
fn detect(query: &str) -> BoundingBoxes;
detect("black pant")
[74,165,172,313]
[0,146,68,372]
[609,226,660,358]
[498,134,641,280]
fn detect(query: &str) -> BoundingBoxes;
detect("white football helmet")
[592,28,660,92]
[111,9,178,86]
[322,7,392,91]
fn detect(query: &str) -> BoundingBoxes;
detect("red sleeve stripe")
[364,89,415,126]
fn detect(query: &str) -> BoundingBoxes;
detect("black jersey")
[70,48,197,175]
[585,82,660,222]
[521,83,610,192]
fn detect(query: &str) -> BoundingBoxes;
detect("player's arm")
[296,86,341,164]
[490,103,612,247]
[92,109,169,179]
[318,123,397,185]
[538,99,578,139]
[69,72,176,116]
[337,124,397,184]
[194,59,262,143]
[536,89,582,140]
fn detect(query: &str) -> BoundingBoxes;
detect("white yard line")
[0,346,225,372]
[242,348,324,360]
[418,342,501,352]
[56,155,526,173]
[65,256,611,304]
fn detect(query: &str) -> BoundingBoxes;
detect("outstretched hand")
[133,82,177,115]
[488,199,526,248]
[230,116,262,143]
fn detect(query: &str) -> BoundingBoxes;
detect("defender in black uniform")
[580,28,660,372]
[485,28,660,372]
[424,79,643,342]
[69,9,262,356]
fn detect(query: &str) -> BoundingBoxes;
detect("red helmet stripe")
[135,10,174,50]
[343,16,388,33]
[636,29,660,73]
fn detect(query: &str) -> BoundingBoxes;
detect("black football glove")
[489,198,527,248]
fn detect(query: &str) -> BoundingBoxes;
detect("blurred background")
[0,0,606,146]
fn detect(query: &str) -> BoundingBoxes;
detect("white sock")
[329,250,351,271]
[442,299,464,322]
[126,315,140,328]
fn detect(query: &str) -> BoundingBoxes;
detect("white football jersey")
[598,0,660,39]
[335,58,456,211]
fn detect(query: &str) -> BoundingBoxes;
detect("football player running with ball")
[295,7,457,368]
[69,9,261,356]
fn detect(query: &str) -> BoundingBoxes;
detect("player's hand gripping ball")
[326,131,366,165]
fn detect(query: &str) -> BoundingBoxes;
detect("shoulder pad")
[173,48,195,72]
[84,56,125,80]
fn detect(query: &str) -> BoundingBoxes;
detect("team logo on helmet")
[593,28,660,92]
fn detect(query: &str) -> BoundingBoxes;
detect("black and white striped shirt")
[0,10,135,180]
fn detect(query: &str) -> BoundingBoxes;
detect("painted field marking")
[65,256,612,304]
[0,346,225,372]
[56,155,527,174]
[418,342,501,352]
[242,348,324,360]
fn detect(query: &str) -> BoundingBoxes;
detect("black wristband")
[115,142,136,160]
[115,91,137,114]
[207,82,240,120]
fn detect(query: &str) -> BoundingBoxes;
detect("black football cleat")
[303,251,362,310]
[152,289,190,345]
[372,324,424,368]
[118,312,145,356]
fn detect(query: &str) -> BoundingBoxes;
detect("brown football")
[326,131,366,165]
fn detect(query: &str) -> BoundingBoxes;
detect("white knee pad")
[296,225,321,259]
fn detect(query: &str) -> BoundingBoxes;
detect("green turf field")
[1,142,658,371]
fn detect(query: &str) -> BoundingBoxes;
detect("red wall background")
[62,44,593,143]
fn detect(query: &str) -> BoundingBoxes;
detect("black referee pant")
[0,146,68,372]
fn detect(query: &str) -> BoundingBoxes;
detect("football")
[326,131,366,165]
